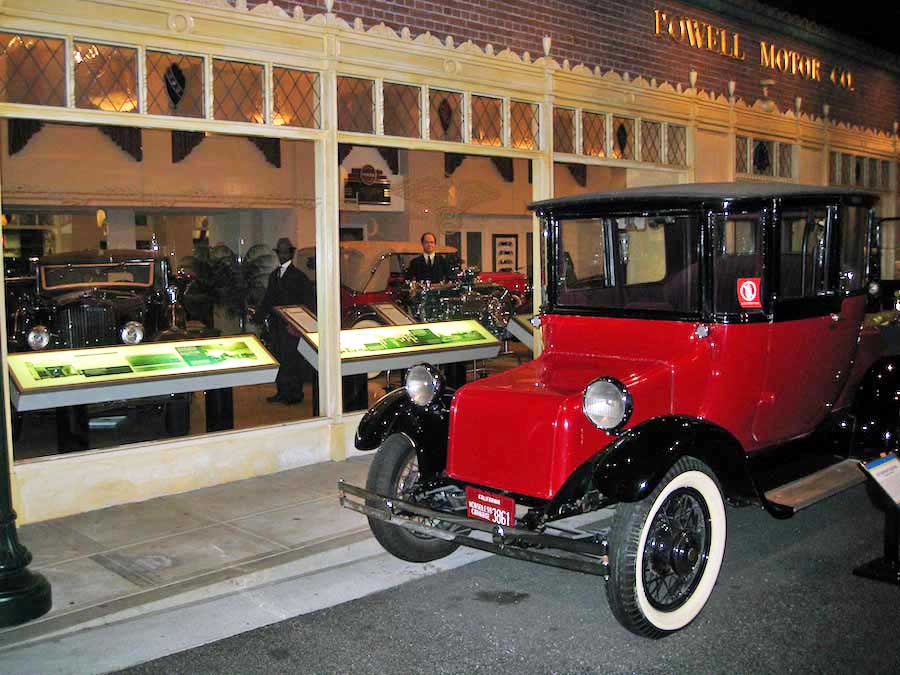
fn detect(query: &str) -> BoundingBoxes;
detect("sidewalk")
[0,455,379,652]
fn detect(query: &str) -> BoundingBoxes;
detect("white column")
[104,208,137,250]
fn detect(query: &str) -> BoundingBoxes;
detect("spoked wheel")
[606,456,726,638]
[366,434,459,563]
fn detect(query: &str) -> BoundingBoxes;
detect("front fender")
[354,387,454,480]
[591,416,755,504]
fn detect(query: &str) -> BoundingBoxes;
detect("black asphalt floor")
[120,484,900,674]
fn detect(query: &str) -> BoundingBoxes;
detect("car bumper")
[338,479,610,577]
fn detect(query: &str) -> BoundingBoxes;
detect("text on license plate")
[465,486,515,527]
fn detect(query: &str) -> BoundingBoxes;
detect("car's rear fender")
[354,387,453,481]
[589,416,756,505]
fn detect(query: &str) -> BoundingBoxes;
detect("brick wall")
[262,1,900,134]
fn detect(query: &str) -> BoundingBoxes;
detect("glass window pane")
[752,139,774,176]
[466,231,483,271]
[553,107,575,154]
[867,158,878,190]
[841,154,853,186]
[839,206,868,292]
[582,111,606,158]
[429,89,462,142]
[830,151,839,185]
[611,117,634,160]
[510,100,539,150]
[779,209,828,298]
[711,213,763,314]
[736,136,749,174]
[213,59,263,123]
[668,124,687,167]
[74,41,138,113]
[471,95,502,147]
[147,51,204,118]
[640,120,661,163]
[383,82,421,138]
[337,76,374,133]
[778,143,793,179]
[881,160,891,191]
[273,67,320,129]
[0,32,66,106]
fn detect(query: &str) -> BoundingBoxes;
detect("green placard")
[8,336,277,393]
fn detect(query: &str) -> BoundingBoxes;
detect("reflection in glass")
[273,67,321,128]
[213,59,263,123]
[471,95,503,146]
[147,51,205,118]
[74,41,138,113]
[0,32,66,106]
[337,76,374,133]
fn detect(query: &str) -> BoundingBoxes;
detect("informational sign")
[507,314,536,351]
[372,302,414,326]
[276,305,318,334]
[861,454,900,505]
[737,277,762,309]
[8,336,278,411]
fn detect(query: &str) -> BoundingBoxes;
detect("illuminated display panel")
[306,320,499,361]
[9,335,276,393]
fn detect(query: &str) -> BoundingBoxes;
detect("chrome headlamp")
[583,377,632,432]
[120,321,145,345]
[27,325,50,350]
[405,364,442,407]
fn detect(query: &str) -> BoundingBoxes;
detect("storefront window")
[428,89,462,142]
[273,67,321,129]
[213,59,264,123]
[778,143,794,179]
[736,136,749,175]
[383,82,421,138]
[668,125,687,167]
[640,121,661,164]
[611,116,634,160]
[337,147,533,413]
[582,111,606,158]
[337,76,374,133]
[0,32,66,107]
[147,51,205,118]
[471,95,502,147]
[74,41,138,113]
[553,107,575,154]
[509,101,539,150]
[2,122,319,460]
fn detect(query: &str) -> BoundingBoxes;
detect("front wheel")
[366,434,459,563]
[606,456,726,638]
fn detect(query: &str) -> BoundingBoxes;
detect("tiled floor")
[2,455,374,643]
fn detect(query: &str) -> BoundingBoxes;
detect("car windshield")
[41,262,154,289]
[552,211,699,315]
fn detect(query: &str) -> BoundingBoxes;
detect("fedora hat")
[273,237,296,253]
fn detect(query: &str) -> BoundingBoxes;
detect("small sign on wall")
[492,233,518,272]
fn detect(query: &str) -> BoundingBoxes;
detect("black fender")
[590,416,756,505]
[850,355,900,456]
[354,387,454,481]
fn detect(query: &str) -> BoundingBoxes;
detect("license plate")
[465,486,515,527]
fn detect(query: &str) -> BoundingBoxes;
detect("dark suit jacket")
[258,262,316,320]
[405,253,451,284]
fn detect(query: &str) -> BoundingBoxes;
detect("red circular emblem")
[739,280,758,303]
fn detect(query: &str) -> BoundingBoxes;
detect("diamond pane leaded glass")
[752,139,774,176]
[612,116,634,160]
[882,160,891,190]
[668,124,687,167]
[383,82,421,138]
[736,136,749,174]
[868,158,879,189]
[0,32,66,106]
[213,59,263,123]
[147,51,204,118]
[553,107,575,154]
[273,67,320,128]
[582,111,606,158]
[337,76,374,133]
[641,120,662,163]
[839,154,852,185]
[830,152,839,185]
[429,89,462,142]
[778,142,793,178]
[855,156,865,186]
[74,41,138,113]
[471,95,502,146]
[510,100,539,150]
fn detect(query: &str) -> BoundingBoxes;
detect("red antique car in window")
[340,184,893,637]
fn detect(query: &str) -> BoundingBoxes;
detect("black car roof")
[40,249,164,265]
[529,182,877,212]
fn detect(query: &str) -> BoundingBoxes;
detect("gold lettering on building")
[654,10,745,60]
[760,41,821,81]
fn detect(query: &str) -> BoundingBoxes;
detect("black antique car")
[8,249,185,353]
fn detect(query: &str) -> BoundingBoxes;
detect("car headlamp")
[583,377,632,432]
[27,325,50,350]
[405,364,442,407]
[120,321,144,345]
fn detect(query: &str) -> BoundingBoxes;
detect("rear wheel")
[366,434,459,563]
[606,456,726,638]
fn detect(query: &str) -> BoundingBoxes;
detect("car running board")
[764,459,865,513]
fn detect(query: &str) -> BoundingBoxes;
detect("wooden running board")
[764,459,865,513]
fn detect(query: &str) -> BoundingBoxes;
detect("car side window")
[779,209,828,299]
[711,212,764,314]
[838,206,868,292]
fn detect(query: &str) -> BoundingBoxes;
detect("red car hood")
[445,315,710,500]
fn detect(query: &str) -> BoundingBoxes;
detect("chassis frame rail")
[338,479,610,577]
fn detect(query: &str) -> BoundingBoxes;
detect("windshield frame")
[545,207,704,321]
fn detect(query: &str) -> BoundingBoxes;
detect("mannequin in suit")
[405,231,451,284]
[257,237,315,404]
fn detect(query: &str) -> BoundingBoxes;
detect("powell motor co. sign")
[653,9,854,91]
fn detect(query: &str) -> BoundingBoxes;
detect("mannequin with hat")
[256,237,315,404]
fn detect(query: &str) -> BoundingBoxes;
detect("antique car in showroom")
[295,240,526,336]
[9,249,191,441]
[340,183,894,638]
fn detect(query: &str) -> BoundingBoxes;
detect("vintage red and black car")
[339,183,895,637]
